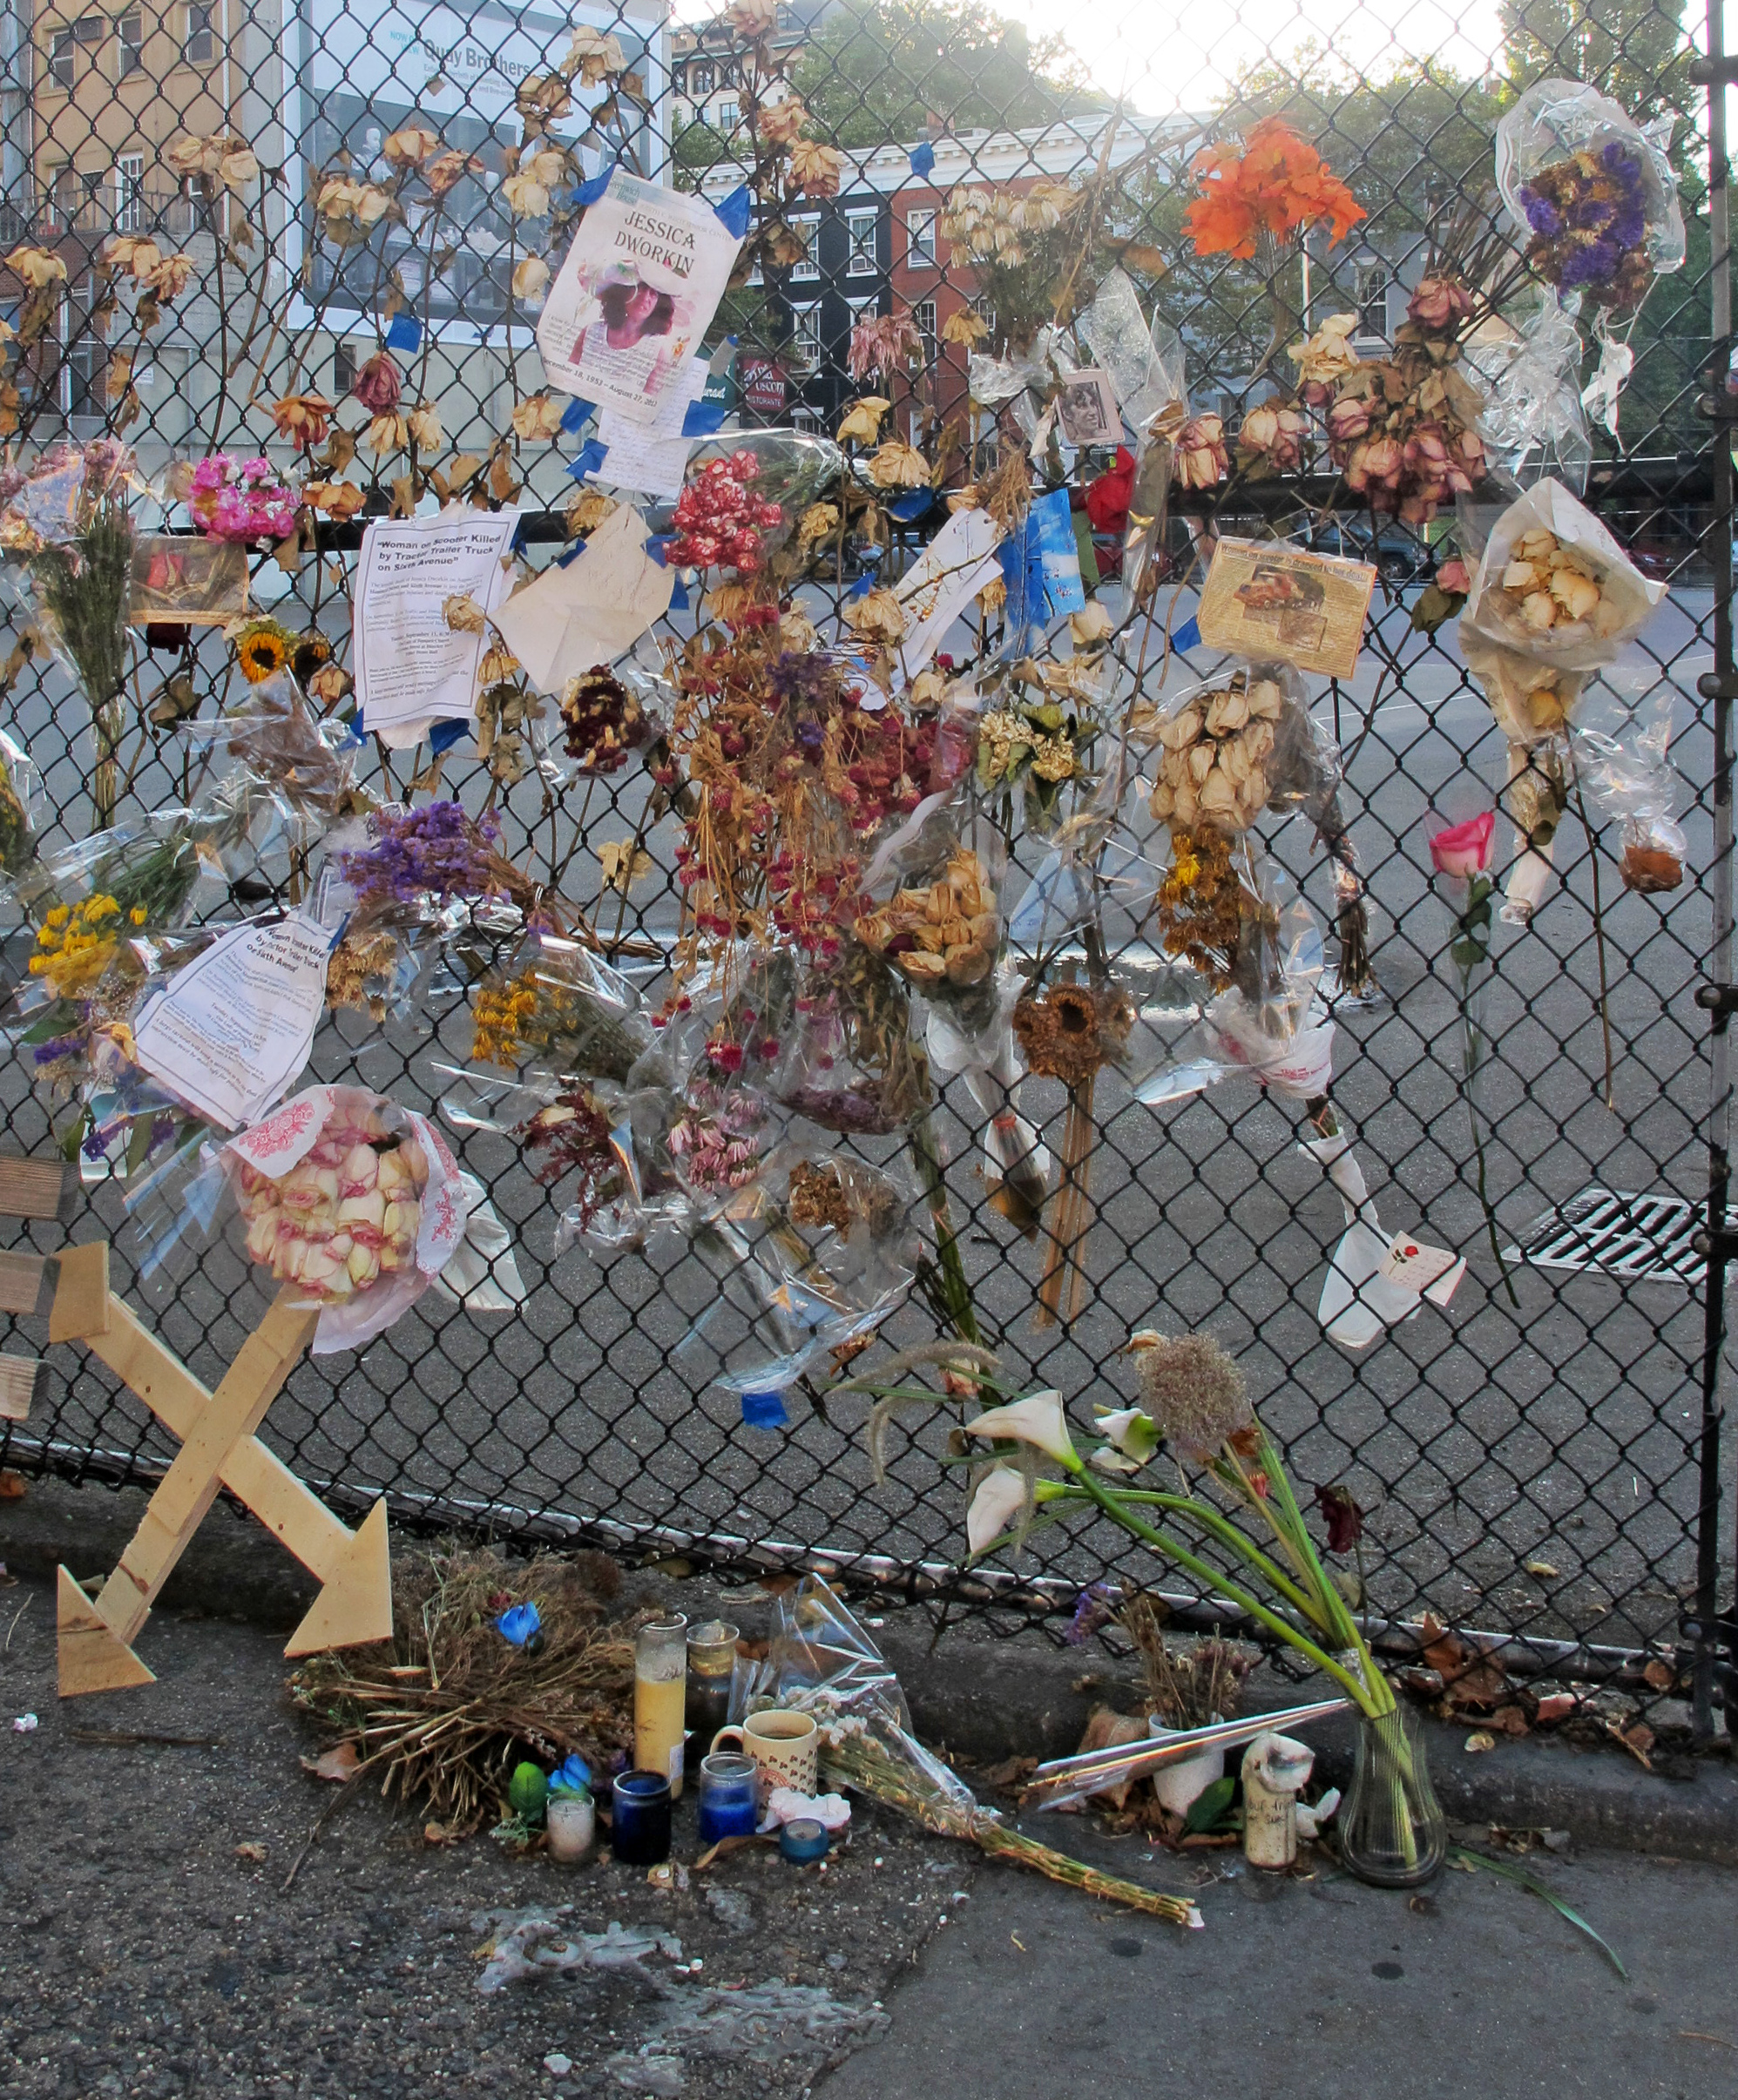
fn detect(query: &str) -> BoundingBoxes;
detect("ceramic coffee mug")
[711,1709,818,1800]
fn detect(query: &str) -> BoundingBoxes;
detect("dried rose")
[351,351,402,414]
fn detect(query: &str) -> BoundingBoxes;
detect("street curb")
[7,1476,1735,1866]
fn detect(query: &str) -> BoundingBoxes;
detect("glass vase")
[1337,1704,1446,1887]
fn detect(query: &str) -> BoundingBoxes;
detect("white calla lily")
[962,1388,1079,1468]
[966,1465,1030,1555]
[1094,1405,1160,1465]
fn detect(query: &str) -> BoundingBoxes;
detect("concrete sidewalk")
[817,1824,1738,2100]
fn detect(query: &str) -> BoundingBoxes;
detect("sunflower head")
[236,624,290,683]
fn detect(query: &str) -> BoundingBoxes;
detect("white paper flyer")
[132,913,336,1131]
[895,507,1004,681]
[492,503,674,692]
[593,357,709,497]
[352,509,521,747]
[537,171,741,428]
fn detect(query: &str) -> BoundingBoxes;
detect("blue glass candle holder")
[696,1751,760,1843]
[611,1769,673,1866]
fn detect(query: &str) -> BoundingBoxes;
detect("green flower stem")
[1040,1483,1318,1624]
[1068,1463,1381,1715]
[910,1105,980,1347]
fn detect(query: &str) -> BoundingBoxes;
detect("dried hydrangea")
[1129,1330,1253,1462]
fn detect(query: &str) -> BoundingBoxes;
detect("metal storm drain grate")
[1504,1188,1721,1288]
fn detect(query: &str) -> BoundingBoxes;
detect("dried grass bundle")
[288,1546,639,1833]
[1121,1595,1254,1732]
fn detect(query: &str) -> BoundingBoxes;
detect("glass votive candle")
[696,1750,761,1844]
[635,1615,689,1798]
[611,1770,673,1866]
[685,1619,740,1743]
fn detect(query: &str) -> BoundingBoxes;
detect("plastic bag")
[467,928,651,1085]
[1572,682,1687,894]
[771,958,931,1137]
[1131,662,1338,839]
[672,1151,917,1411]
[1496,78,1684,317]
[854,793,1006,1050]
[0,727,42,888]
[1462,478,1665,672]
[170,670,359,828]
[1464,294,1592,494]
[204,1084,473,1353]
[1076,269,1187,438]
[670,431,844,574]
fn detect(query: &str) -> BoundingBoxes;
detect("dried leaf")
[1524,1559,1559,1578]
[446,451,484,490]
[1605,1718,1654,1769]
[0,1469,24,1500]
[423,1820,458,1846]
[598,839,653,892]
[1642,1658,1674,1691]
[1463,1730,1497,1753]
[233,1840,267,1863]
[1419,1611,1511,1711]
[1533,1691,1579,1725]
[300,1740,361,1783]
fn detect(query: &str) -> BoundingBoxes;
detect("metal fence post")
[1692,0,1737,1739]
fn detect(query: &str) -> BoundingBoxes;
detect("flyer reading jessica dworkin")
[537,171,742,429]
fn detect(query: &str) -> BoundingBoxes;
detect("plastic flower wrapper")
[749,1575,1198,1924]
[1464,294,1592,490]
[1461,478,1665,672]
[1495,78,1683,429]
[669,431,844,576]
[973,652,1106,834]
[137,1084,477,1354]
[769,943,933,1138]
[167,668,360,837]
[1460,628,1587,748]
[1076,272,1187,610]
[670,1149,918,1419]
[0,727,43,893]
[0,438,143,830]
[852,791,1007,1049]
[1133,661,1338,845]
[464,928,651,1087]
[1572,680,1687,896]
[924,970,1050,1238]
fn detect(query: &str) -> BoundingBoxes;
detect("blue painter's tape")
[384,311,422,353]
[715,185,752,238]
[1171,615,1200,652]
[909,140,937,179]
[560,395,597,434]
[741,1388,790,1428]
[567,438,608,481]
[429,718,470,753]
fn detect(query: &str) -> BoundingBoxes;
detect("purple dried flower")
[1523,192,1563,238]
[1065,1581,1120,1646]
[337,800,504,915]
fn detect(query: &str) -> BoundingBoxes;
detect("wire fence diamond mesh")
[0,0,1730,1712]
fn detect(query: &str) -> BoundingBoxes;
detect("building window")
[970,294,996,333]
[118,10,144,78]
[50,12,105,89]
[912,298,937,359]
[59,275,104,422]
[333,341,356,395]
[1355,260,1388,342]
[788,211,820,281]
[714,100,738,132]
[845,209,878,278]
[788,305,822,375]
[690,61,713,94]
[115,154,144,233]
[906,208,937,268]
[184,2,214,64]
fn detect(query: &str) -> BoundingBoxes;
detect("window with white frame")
[715,99,738,132]
[118,11,144,78]
[970,294,997,339]
[906,208,937,267]
[789,211,820,281]
[690,61,713,94]
[50,13,104,89]
[912,298,937,359]
[114,154,144,233]
[184,2,214,64]
[1355,260,1389,342]
[59,274,104,422]
[845,209,878,276]
[788,306,823,374]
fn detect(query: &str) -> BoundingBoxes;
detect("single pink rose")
[1437,557,1471,596]
[1430,811,1495,880]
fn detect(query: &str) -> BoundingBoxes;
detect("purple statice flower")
[337,800,504,915]
[1065,1581,1119,1647]
[34,1033,84,1068]
[1522,190,1562,239]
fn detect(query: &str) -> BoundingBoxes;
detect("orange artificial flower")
[1184,117,1364,260]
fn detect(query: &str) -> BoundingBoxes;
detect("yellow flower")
[836,396,889,446]
[941,308,990,348]
[130,906,147,925]
[6,245,66,290]
[364,411,409,454]
[868,441,930,490]
[511,394,565,441]
[236,625,289,683]
[382,125,440,169]
[788,140,845,198]
[842,586,905,642]
[565,25,625,83]
[511,255,550,301]
[407,401,443,450]
[142,252,197,300]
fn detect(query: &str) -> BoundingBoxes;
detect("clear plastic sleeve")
[1464,294,1592,494]
[670,431,845,574]
[1128,661,1338,837]
[853,792,1007,1051]
[465,927,651,1087]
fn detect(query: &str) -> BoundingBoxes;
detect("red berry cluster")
[669,452,785,574]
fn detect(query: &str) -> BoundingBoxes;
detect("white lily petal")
[966,1465,1030,1554]
[963,1388,1078,1466]
[1094,1405,1159,1462]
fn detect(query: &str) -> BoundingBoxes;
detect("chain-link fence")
[0,0,1731,1728]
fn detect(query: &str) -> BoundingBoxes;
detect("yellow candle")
[635,1671,687,1796]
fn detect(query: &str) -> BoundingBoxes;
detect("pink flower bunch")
[1408,274,1475,332]
[1334,415,1484,523]
[668,453,784,573]
[847,312,923,385]
[667,1080,769,1192]
[1236,400,1309,473]
[188,453,298,543]
[233,1110,427,1300]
